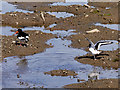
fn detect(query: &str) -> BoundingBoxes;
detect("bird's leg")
[94,55,97,60]
[19,41,22,46]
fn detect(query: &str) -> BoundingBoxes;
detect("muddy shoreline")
[44,69,78,76]
[2,12,61,28]
[1,1,119,88]
[75,49,119,69]
[2,30,55,59]
[64,79,118,88]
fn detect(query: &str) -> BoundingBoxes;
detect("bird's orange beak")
[14,31,19,35]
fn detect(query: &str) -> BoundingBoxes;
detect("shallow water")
[1,0,119,88]
[2,26,119,88]
[106,7,111,9]
[50,2,87,6]
[47,12,74,18]
[2,38,118,88]
[0,63,2,89]
[1,1,33,14]
[1,1,74,19]
[95,23,119,31]
[50,0,87,6]
[1,25,76,37]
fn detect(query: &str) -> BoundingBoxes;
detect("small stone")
[90,9,94,13]
[50,43,52,46]
[77,79,80,82]
[97,8,100,12]
[78,39,81,42]
[35,31,40,34]
[16,22,19,25]
[85,14,89,18]
[76,8,79,11]
[12,41,16,44]
[17,74,20,78]
[83,4,91,8]
[110,81,112,83]
[34,10,38,13]
[112,31,114,33]
[68,45,70,47]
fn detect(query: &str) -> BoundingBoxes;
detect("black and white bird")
[85,38,113,60]
[14,29,29,45]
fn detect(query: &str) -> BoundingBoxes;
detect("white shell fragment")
[86,29,100,34]
[85,14,89,18]
[12,41,16,44]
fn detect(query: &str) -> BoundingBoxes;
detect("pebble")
[12,41,16,44]
[97,8,100,12]
[83,4,91,8]
[78,39,81,42]
[90,9,93,12]
[112,31,114,33]
[17,74,20,78]
[85,14,89,18]
[77,79,80,82]
[30,44,32,46]
[16,22,19,25]
[35,31,40,34]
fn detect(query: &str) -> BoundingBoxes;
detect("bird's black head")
[88,44,91,48]
[18,29,22,33]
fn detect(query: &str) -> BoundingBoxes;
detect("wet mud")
[1,1,119,88]
[2,30,55,59]
[44,69,78,76]
[64,79,118,88]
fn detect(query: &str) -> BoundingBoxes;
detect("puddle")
[47,12,74,18]
[50,0,96,9]
[2,25,119,88]
[1,0,119,88]
[95,23,119,31]
[106,7,111,10]
[50,0,87,6]
[1,25,76,37]
[48,24,57,28]
[1,1,33,14]
[2,38,118,88]
[50,2,87,6]
[0,63,2,89]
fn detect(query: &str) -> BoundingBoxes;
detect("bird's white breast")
[18,36,25,39]
[89,48,100,55]
[26,36,29,38]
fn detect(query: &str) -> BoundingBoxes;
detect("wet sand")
[64,79,118,88]
[2,30,55,59]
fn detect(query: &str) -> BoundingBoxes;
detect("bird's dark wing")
[23,32,29,36]
[85,38,95,48]
[95,41,113,50]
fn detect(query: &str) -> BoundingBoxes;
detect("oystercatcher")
[85,37,113,60]
[14,29,29,45]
